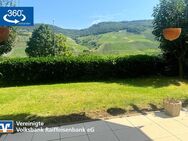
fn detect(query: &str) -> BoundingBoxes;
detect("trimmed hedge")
[0,55,165,83]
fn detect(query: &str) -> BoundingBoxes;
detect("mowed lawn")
[0,77,188,123]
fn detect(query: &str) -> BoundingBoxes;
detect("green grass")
[0,77,188,124]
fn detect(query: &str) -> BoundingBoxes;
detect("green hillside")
[5,32,30,58]
[65,37,88,55]
[6,33,88,58]
[18,20,153,39]
[5,20,160,57]
[77,30,160,55]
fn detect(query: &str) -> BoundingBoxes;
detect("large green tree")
[26,25,68,57]
[153,0,188,79]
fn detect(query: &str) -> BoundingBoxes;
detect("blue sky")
[20,0,159,29]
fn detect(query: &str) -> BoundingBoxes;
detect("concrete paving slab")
[127,115,154,127]
[105,117,134,131]
[173,132,188,141]
[88,130,119,141]
[152,136,180,141]
[0,134,7,141]
[61,135,89,141]
[83,120,110,134]
[148,111,188,122]
[138,123,172,140]
[32,132,60,141]
[60,123,86,139]
[1,111,188,141]
[114,127,151,141]
[149,111,171,119]
[176,118,188,127]
[153,119,188,134]
[4,132,33,141]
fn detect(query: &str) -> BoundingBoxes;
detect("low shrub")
[0,55,165,83]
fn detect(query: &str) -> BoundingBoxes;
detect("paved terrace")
[1,110,188,141]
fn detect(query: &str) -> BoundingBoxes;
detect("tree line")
[1,0,188,79]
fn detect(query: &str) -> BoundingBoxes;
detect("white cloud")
[90,19,102,25]
[90,10,127,25]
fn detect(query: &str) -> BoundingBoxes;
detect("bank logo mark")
[0,120,14,133]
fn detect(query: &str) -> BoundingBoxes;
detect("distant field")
[78,31,160,55]
[6,29,161,57]
[5,34,29,58]
[66,37,88,55]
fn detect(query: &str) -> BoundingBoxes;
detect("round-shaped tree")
[153,0,188,78]
[26,25,68,57]
[26,25,54,57]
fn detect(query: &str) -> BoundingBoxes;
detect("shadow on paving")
[182,99,188,107]
[0,119,154,141]
[129,103,164,115]
[1,105,184,140]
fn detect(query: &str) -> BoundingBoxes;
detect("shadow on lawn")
[107,108,126,116]
[130,103,163,115]
[130,104,147,115]
[112,77,187,88]
[0,77,187,88]
[0,109,128,128]
[0,105,163,128]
